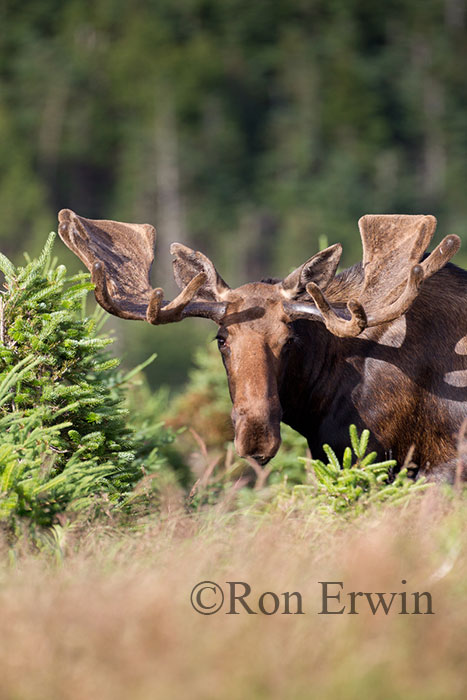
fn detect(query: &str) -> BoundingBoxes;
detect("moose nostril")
[251,455,269,466]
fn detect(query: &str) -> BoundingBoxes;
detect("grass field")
[0,487,465,700]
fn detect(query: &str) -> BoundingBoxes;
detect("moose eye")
[215,334,227,350]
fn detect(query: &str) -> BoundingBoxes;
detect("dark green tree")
[0,233,184,528]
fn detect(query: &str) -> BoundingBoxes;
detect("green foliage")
[187,422,429,517]
[183,344,233,419]
[268,425,430,517]
[168,342,234,448]
[0,235,181,529]
[268,424,309,485]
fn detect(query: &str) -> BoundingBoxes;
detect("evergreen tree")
[0,233,183,528]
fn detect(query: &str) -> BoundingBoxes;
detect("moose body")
[278,264,467,478]
[58,210,467,480]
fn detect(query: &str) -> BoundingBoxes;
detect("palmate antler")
[284,215,461,337]
[57,209,227,324]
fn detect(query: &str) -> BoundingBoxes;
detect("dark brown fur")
[213,263,467,479]
[280,263,467,479]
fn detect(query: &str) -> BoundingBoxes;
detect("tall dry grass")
[0,487,466,700]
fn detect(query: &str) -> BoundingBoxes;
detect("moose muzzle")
[232,405,282,465]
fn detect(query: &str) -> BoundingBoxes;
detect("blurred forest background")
[1,0,467,388]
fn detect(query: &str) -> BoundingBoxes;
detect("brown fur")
[211,264,467,477]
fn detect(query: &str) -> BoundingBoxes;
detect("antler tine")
[420,234,461,277]
[306,283,367,338]
[146,272,207,324]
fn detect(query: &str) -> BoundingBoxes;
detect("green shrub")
[0,234,182,529]
[261,425,431,518]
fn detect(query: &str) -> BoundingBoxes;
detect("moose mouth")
[251,455,272,467]
[233,416,282,468]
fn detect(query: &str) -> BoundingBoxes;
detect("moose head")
[58,209,461,467]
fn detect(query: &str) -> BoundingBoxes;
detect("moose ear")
[280,243,343,299]
[170,243,230,302]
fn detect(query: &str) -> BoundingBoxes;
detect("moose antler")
[57,209,227,324]
[284,215,461,337]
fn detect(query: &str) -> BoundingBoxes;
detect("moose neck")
[279,321,334,431]
[278,318,378,459]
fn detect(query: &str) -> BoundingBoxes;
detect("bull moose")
[58,209,467,480]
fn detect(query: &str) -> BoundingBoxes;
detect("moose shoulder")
[58,210,467,480]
